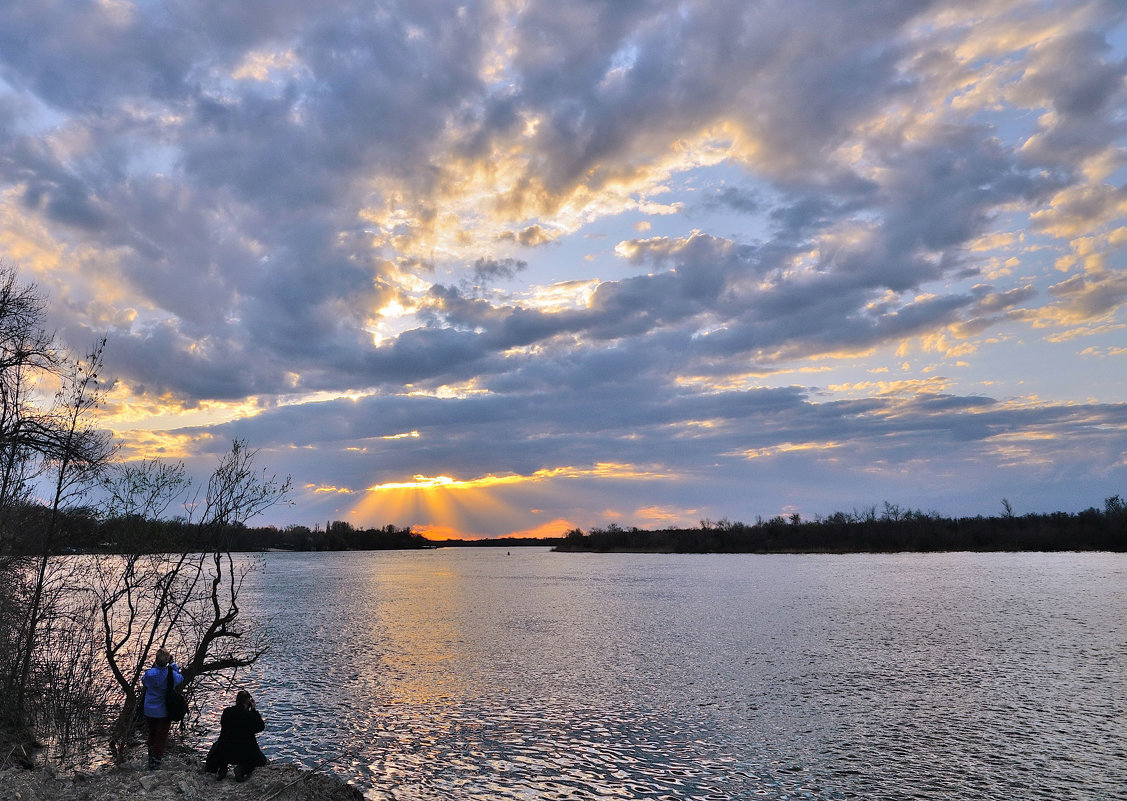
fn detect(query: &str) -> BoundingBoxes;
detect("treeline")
[555,497,1127,553]
[0,504,428,554]
[260,520,428,551]
[11,495,1126,557]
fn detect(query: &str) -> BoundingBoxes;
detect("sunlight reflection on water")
[226,549,1127,801]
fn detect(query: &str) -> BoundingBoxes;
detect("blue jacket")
[142,663,183,718]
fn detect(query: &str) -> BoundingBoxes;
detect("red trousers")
[147,716,172,758]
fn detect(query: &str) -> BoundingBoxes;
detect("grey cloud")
[0,1,501,399]
[361,326,492,385]
[971,285,1038,314]
[1047,272,1127,318]
[471,258,528,285]
[875,129,1046,261]
[704,186,760,214]
[515,226,554,247]
[0,0,1103,404]
[955,284,1040,335]
[490,0,934,200]
[98,320,273,401]
[175,375,1127,520]
[1020,29,1126,118]
[430,144,1032,381]
[1014,21,1127,170]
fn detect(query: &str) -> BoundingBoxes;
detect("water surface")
[230,549,1126,800]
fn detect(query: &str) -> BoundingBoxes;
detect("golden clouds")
[739,441,841,460]
[1012,271,1127,337]
[983,430,1058,468]
[100,385,269,461]
[1032,184,1127,241]
[310,484,352,496]
[521,278,599,313]
[0,188,70,278]
[364,462,673,495]
[1052,225,1127,275]
[358,124,731,271]
[112,429,202,461]
[826,376,957,397]
[633,506,698,527]
[918,332,979,359]
[230,49,302,82]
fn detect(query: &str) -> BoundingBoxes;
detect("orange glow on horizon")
[415,516,576,541]
[504,517,577,539]
[413,523,466,541]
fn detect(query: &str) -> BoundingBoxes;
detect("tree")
[0,269,116,744]
[99,441,291,760]
[0,266,58,543]
[12,341,115,722]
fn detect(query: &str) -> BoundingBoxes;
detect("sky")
[1,0,1126,539]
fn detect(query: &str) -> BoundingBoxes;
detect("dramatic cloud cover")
[1,0,1125,537]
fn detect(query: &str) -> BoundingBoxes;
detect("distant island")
[2,495,1124,555]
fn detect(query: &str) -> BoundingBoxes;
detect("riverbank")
[1,751,364,801]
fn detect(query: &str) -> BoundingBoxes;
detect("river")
[225,549,1125,800]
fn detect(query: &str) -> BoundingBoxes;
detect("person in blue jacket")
[141,648,183,769]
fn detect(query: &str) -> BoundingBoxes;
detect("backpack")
[166,666,188,722]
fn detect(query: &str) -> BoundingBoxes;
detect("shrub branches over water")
[97,444,291,761]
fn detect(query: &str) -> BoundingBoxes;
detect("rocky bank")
[0,751,365,801]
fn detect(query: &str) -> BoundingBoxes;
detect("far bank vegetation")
[555,497,1127,553]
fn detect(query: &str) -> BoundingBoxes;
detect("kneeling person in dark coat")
[206,690,268,782]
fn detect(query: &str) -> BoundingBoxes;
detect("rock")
[139,773,162,791]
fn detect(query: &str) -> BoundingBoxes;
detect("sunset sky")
[1,0,1125,538]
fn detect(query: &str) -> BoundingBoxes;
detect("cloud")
[470,257,527,285]
[0,1,1124,533]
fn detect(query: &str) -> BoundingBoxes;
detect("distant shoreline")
[549,504,1127,554]
[7,495,1124,556]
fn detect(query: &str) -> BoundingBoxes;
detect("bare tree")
[10,341,115,733]
[100,441,290,760]
[0,266,58,541]
[0,278,116,746]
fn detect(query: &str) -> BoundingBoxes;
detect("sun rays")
[344,464,671,538]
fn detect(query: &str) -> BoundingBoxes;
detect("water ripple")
[222,550,1127,801]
